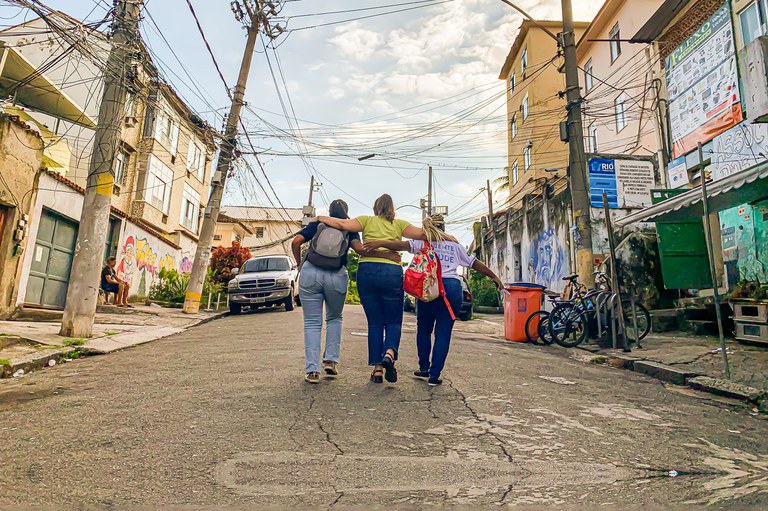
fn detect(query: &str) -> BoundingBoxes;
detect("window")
[740,1,767,47]
[180,183,201,233]
[520,47,528,74]
[609,23,621,63]
[187,138,205,181]
[587,122,598,153]
[243,256,289,273]
[146,155,173,214]
[509,73,516,93]
[125,93,137,117]
[614,93,627,132]
[114,149,128,186]
[522,93,529,122]
[155,103,180,156]
[584,58,594,93]
[510,113,518,141]
[524,145,531,172]
[512,160,519,185]
[255,226,265,238]
[213,234,222,241]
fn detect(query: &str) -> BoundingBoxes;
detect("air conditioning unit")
[124,116,137,127]
[740,36,768,123]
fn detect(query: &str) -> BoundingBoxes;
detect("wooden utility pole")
[308,175,315,207]
[561,0,595,287]
[486,179,494,221]
[183,4,261,314]
[60,0,142,338]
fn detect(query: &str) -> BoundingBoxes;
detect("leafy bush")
[210,241,251,285]
[149,268,190,304]
[346,279,361,305]
[469,271,500,307]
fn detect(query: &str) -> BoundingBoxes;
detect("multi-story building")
[577,0,666,163]
[499,20,589,204]
[0,11,217,311]
[219,206,304,257]
[213,213,254,248]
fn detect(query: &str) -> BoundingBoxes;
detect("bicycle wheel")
[549,304,589,348]
[621,300,651,342]
[525,310,551,345]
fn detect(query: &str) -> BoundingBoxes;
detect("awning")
[0,43,96,128]
[631,0,691,43]
[615,161,768,227]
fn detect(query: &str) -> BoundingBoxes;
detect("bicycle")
[524,294,560,345]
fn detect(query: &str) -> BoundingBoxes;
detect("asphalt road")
[1,305,766,509]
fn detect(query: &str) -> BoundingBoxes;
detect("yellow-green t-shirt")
[356,215,412,265]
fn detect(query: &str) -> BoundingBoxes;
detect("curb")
[574,346,767,412]
[1,311,227,378]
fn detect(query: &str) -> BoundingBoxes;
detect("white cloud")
[329,25,385,61]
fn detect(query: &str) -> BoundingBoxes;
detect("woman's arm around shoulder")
[316,216,363,232]
[402,223,426,240]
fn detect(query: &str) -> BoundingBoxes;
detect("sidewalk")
[0,305,226,377]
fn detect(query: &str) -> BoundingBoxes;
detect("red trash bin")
[503,283,545,342]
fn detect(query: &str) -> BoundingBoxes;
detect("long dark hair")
[373,194,396,222]
[329,199,349,219]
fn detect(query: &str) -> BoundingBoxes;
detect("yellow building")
[213,213,254,248]
[499,20,589,204]
[576,0,665,161]
[219,206,304,257]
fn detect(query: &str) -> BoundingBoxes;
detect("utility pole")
[486,179,494,221]
[184,2,261,314]
[307,175,315,208]
[426,165,433,218]
[561,0,595,286]
[60,0,142,338]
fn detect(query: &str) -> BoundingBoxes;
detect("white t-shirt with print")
[408,240,476,281]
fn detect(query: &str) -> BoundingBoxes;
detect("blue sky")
[0,0,601,241]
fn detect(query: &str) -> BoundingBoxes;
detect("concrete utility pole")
[183,4,262,314]
[307,175,315,208]
[427,165,433,217]
[486,179,494,221]
[560,0,595,286]
[60,0,142,338]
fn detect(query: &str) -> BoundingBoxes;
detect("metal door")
[25,209,78,308]
[652,189,712,289]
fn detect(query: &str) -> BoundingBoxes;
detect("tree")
[209,242,251,284]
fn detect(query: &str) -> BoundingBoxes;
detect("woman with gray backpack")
[291,199,401,384]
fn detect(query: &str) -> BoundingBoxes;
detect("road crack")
[316,417,344,455]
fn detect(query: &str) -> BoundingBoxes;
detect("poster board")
[589,158,656,209]
[665,4,743,158]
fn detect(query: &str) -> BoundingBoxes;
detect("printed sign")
[712,122,768,181]
[667,157,689,189]
[665,5,743,158]
[589,158,656,209]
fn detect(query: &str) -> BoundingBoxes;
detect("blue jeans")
[416,278,462,379]
[357,262,404,366]
[299,262,349,374]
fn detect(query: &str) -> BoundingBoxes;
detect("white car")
[227,255,299,314]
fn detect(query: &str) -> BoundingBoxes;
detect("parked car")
[227,255,299,314]
[402,277,473,321]
[459,276,473,321]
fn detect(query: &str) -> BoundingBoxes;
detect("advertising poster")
[665,4,743,158]
[712,122,768,181]
[589,158,656,209]
[667,157,690,189]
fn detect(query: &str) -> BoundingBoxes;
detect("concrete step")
[0,334,23,349]
[650,309,678,332]
[681,319,719,336]
[632,360,700,386]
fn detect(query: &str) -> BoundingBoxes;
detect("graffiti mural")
[179,256,193,274]
[526,227,567,289]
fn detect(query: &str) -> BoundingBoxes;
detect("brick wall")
[659,0,727,61]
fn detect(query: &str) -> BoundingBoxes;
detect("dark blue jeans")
[357,262,404,366]
[416,278,462,379]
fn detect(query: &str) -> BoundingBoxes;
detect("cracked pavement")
[1,306,767,508]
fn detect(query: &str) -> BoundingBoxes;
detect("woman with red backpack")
[363,215,503,386]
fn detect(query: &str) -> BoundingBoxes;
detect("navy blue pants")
[357,262,404,366]
[416,278,462,379]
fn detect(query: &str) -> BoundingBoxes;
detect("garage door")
[25,209,78,309]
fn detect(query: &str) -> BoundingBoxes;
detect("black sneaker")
[428,377,442,387]
[413,369,430,379]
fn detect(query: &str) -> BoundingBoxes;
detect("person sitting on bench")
[101,257,131,307]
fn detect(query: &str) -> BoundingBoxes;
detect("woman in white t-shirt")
[362,216,503,386]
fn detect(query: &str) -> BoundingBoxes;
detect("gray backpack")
[306,223,348,270]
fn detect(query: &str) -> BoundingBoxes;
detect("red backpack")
[403,241,456,320]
